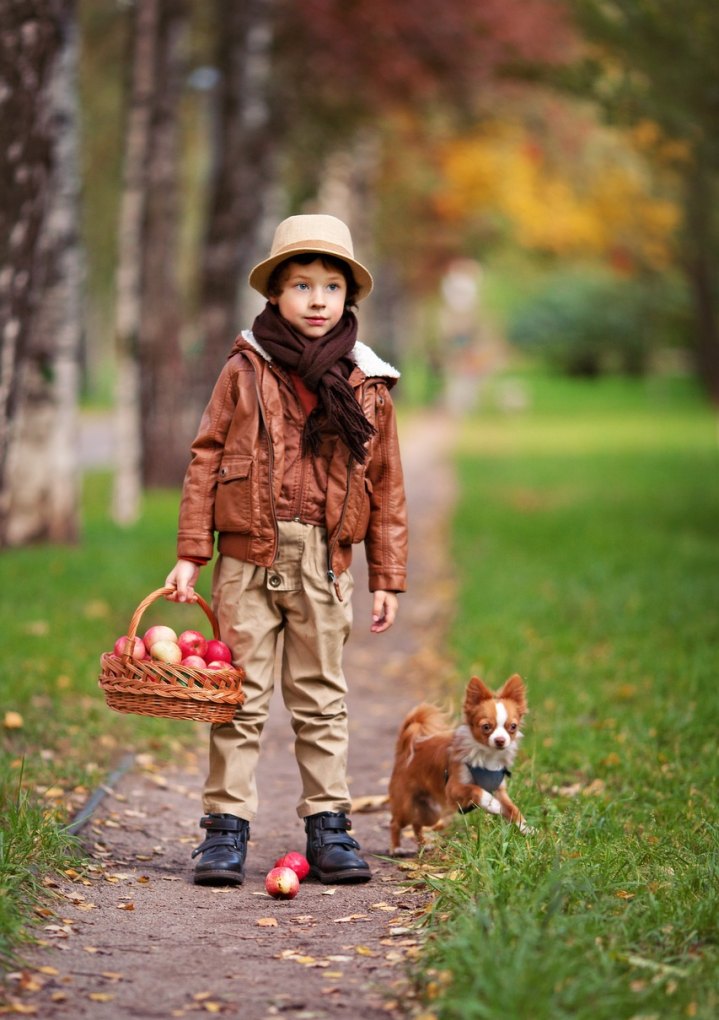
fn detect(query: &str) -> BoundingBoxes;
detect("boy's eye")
[327,282,340,291]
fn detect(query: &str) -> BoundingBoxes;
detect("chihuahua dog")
[388,674,530,853]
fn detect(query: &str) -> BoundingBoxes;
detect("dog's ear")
[464,675,495,710]
[498,673,527,714]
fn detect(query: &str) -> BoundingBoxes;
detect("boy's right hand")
[165,559,201,603]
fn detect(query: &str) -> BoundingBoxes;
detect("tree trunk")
[138,0,190,487]
[194,0,275,403]
[111,0,160,524]
[682,162,719,405]
[0,0,82,548]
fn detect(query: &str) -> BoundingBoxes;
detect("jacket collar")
[237,330,400,383]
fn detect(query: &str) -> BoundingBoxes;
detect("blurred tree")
[432,101,680,270]
[561,0,719,401]
[0,0,83,548]
[112,0,189,523]
[194,0,274,400]
[138,0,190,487]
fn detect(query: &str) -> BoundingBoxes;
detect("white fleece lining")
[241,330,400,380]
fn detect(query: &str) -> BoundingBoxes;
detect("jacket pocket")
[214,455,254,533]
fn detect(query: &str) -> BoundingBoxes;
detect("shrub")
[506,269,688,377]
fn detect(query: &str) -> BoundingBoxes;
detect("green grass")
[410,371,719,1020]
[0,474,204,968]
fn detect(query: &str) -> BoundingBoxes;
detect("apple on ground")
[143,624,178,652]
[265,866,300,899]
[178,629,208,659]
[273,851,310,882]
[113,635,147,660]
[181,655,207,669]
[150,640,183,664]
[205,639,232,664]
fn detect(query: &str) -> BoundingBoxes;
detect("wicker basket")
[98,587,245,723]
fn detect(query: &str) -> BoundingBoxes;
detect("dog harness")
[444,764,512,815]
[468,764,511,791]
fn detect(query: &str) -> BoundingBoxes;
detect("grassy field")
[0,474,205,968]
[409,372,718,1020]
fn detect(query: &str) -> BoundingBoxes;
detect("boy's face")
[269,258,348,339]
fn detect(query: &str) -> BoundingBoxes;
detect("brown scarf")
[252,303,376,462]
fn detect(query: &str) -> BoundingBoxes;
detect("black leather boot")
[191,813,249,886]
[304,812,371,883]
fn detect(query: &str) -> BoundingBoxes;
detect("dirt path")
[12,410,457,1019]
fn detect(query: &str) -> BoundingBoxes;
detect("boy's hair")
[267,253,360,308]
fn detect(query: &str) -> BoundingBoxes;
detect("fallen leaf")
[3,711,24,729]
[256,917,278,927]
[333,914,369,923]
[116,902,135,911]
[350,793,389,812]
[89,993,115,1002]
[356,946,378,957]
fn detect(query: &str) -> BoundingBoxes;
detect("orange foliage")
[433,112,681,272]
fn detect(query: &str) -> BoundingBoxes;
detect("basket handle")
[121,587,221,660]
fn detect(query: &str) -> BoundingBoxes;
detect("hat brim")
[248,243,373,302]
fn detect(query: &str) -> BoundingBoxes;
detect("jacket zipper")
[254,375,279,561]
[326,461,353,602]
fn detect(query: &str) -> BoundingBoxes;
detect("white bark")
[111,0,159,525]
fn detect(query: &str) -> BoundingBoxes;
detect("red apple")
[265,866,300,899]
[113,635,147,660]
[181,655,207,669]
[143,624,177,653]
[150,639,182,664]
[178,629,208,659]
[205,639,232,664]
[273,851,310,882]
[205,660,230,671]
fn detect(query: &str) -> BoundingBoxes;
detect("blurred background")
[2,0,717,546]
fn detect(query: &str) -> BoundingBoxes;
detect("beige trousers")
[205,521,354,821]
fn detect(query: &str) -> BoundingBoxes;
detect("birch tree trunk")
[138,0,190,486]
[111,0,159,524]
[194,0,275,402]
[0,0,82,548]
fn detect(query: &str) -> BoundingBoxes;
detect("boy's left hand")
[371,591,398,633]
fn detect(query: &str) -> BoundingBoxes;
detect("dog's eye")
[482,723,493,733]
[508,722,517,732]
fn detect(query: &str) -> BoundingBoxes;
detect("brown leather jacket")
[177,333,408,593]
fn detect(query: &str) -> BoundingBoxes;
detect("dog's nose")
[493,737,506,748]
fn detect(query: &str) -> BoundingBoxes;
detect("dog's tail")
[395,704,451,764]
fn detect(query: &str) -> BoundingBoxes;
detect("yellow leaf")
[256,917,278,927]
[350,793,389,812]
[89,993,115,1002]
[333,913,369,923]
[202,1005,222,1014]
[3,711,23,729]
[116,902,135,910]
[356,946,378,957]
[37,966,59,976]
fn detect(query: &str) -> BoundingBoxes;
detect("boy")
[165,214,408,886]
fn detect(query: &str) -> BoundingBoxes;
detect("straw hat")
[248,214,373,301]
